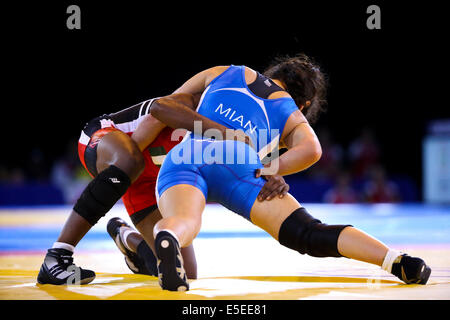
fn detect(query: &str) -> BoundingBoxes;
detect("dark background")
[1,1,448,202]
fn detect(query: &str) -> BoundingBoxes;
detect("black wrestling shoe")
[391,254,432,285]
[155,231,189,291]
[37,248,95,285]
[107,217,152,275]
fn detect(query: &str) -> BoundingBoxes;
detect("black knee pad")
[74,165,131,226]
[278,207,352,258]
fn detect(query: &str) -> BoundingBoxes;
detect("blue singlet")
[156,65,298,220]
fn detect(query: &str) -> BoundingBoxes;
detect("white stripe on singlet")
[79,130,91,146]
[109,98,156,133]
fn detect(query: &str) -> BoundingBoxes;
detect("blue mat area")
[1,204,449,251]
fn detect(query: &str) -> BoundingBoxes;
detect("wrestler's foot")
[37,248,95,285]
[107,217,153,275]
[155,231,189,291]
[391,254,431,284]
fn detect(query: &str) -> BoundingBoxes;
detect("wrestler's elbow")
[151,93,195,116]
[299,126,322,164]
[308,138,322,164]
[294,136,322,166]
[150,97,169,120]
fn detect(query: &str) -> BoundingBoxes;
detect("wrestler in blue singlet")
[156,65,299,219]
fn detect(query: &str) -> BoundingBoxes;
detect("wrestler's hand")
[255,169,289,201]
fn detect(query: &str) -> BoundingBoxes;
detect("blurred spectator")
[308,127,345,181]
[9,168,26,185]
[323,172,359,203]
[362,165,401,203]
[0,165,9,182]
[51,139,90,204]
[25,147,49,181]
[348,128,380,179]
[0,165,26,185]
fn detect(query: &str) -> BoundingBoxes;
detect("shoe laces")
[47,249,76,269]
[57,254,74,268]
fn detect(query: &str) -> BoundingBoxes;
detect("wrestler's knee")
[278,207,352,257]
